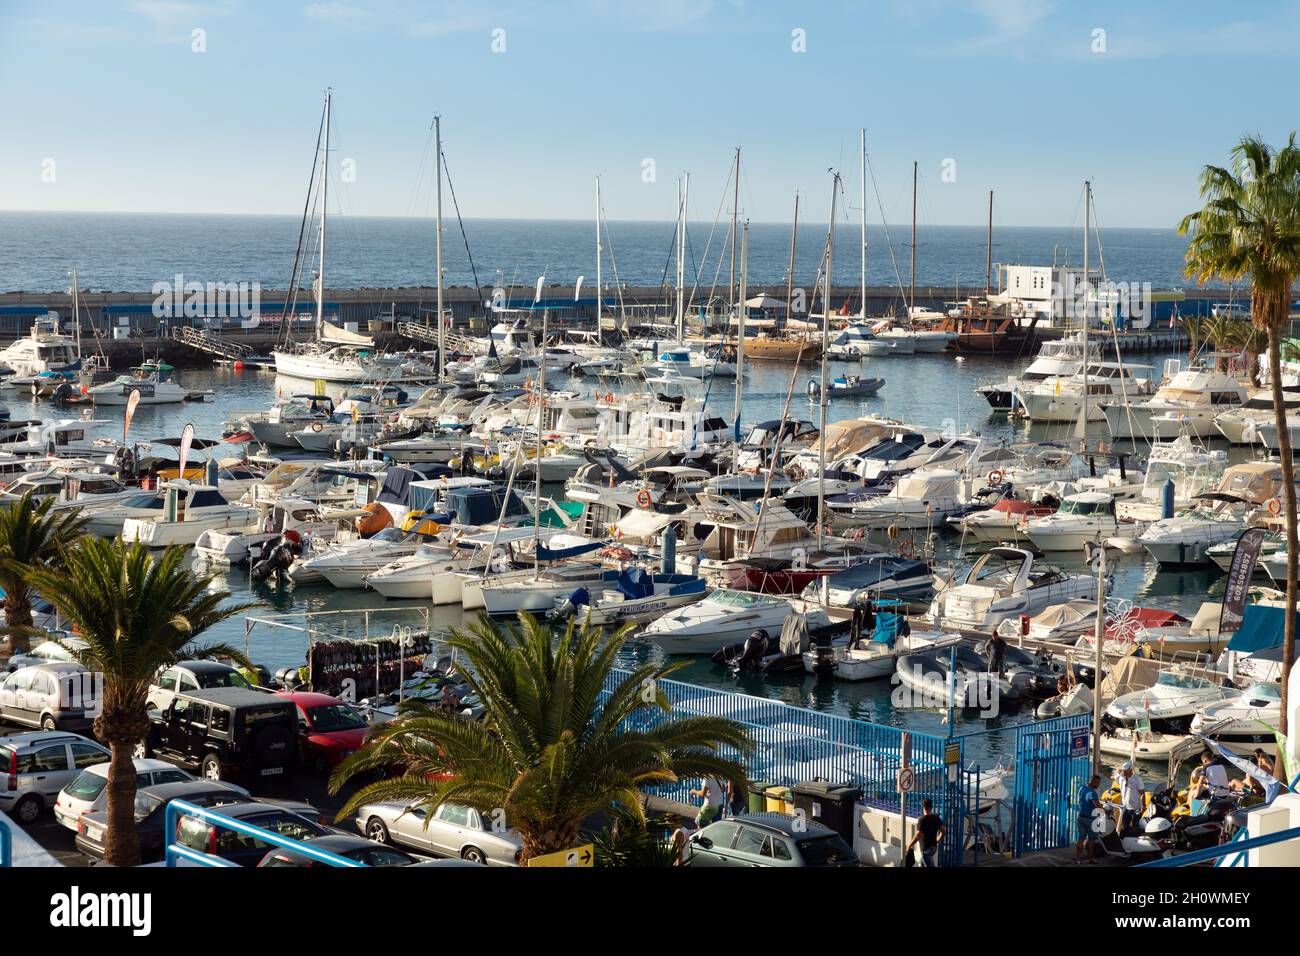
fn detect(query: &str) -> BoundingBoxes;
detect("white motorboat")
[299,516,448,589]
[1016,361,1154,423]
[0,315,80,379]
[244,394,335,448]
[192,497,361,565]
[803,611,960,681]
[798,554,938,607]
[644,589,831,655]
[1022,492,1144,552]
[478,558,611,617]
[120,483,259,548]
[1101,357,1249,441]
[841,468,969,530]
[948,497,1056,543]
[1214,390,1300,444]
[1105,665,1234,735]
[87,361,187,405]
[1189,681,1281,756]
[976,332,1097,410]
[364,541,480,600]
[1114,436,1227,522]
[927,546,1099,633]
[558,568,709,627]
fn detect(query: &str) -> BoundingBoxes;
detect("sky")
[1,0,1298,229]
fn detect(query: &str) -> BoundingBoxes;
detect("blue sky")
[2,0,1298,228]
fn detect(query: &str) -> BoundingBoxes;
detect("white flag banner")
[123,389,141,442]
[574,276,584,301]
[177,422,196,477]
[534,275,545,303]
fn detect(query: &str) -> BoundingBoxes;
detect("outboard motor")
[808,643,837,680]
[274,666,304,690]
[731,629,770,672]
[548,587,590,621]
[251,530,304,583]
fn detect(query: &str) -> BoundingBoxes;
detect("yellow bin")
[764,786,794,814]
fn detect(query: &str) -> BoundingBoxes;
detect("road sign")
[527,843,594,868]
[896,767,915,793]
[1070,731,1090,759]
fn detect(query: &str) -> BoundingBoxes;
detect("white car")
[53,758,201,833]
[5,638,88,673]
[356,801,523,866]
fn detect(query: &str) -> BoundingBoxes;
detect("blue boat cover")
[536,538,604,563]
[871,610,904,646]
[1226,604,1300,653]
[617,567,654,600]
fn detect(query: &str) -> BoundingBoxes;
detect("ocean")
[0,211,1202,294]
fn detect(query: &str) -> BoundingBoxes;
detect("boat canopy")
[821,418,892,458]
[1097,656,1163,709]
[537,537,604,563]
[824,555,928,590]
[320,321,375,348]
[1227,604,1300,653]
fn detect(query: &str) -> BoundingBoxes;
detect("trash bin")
[748,782,772,815]
[792,780,863,842]
[764,786,794,814]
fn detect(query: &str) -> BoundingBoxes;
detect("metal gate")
[1011,714,1092,857]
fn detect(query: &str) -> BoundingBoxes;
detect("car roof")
[274,691,345,708]
[174,660,239,674]
[180,687,288,708]
[139,780,247,801]
[0,731,94,750]
[12,661,87,674]
[186,801,309,820]
[713,812,836,838]
[83,758,185,778]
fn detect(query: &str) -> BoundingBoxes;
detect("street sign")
[944,741,961,766]
[896,767,916,793]
[527,843,594,868]
[1070,731,1090,759]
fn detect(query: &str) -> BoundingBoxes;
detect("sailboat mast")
[434,114,445,383]
[71,268,81,360]
[594,177,603,334]
[675,174,687,340]
[818,173,838,552]
[860,129,867,320]
[1080,180,1091,442]
[734,222,748,441]
[985,190,993,299]
[729,148,740,326]
[533,304,548,575]
[316,88,331,341]
[909,160,917,320]
[786,192,799,334]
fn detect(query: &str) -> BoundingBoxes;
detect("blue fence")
[0,814,10,868]
[1011,713,1093,857]
[601,669,974,866]
[163,799,363,868]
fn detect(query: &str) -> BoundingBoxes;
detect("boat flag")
[574,276,584,301]
[534,274,545,304]
[123,388,141,442]
[178,422,196,478]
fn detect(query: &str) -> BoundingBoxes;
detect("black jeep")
[138,688,299,782]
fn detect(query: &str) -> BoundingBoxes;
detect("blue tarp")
[1227,604,1300,653]
[617,567,654,600]
[535,538,604,563]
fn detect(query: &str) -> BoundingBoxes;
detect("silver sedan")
[355,801,523,866]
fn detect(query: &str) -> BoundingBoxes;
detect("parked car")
[274,691,370,775]
[4,637,88,673]
[0,731,109,823]
[0,662,96,731]
[138,687,299,782]
[172,800,330,866]
[147,660,254,711]
[355,800,522,866]
[54,758,196,833]
[686,813,860,867]
[74,779,252,862]
[258,833,418,867]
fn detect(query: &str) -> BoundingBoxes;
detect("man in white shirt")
[690,776,724,827]
[1191,750,1232,800]
[1116,762,1145,831]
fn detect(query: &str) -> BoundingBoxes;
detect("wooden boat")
[742,335,822,362]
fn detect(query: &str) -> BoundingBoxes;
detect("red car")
[274,691,371,775]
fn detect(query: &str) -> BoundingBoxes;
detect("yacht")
[839,468,969,530]
[0,315,80,379]
[243,394,335,448]
[927,546,1099,633]
[1190,681,1281,756]
[1114,436,1227,522]
[975,332,1097,410]
[948,497,1055,543]
[87,361,187,406]
[653,346,738,379]
[299,518,449,589]
[1104,665,1234,737]
[644,589,833,655]
[1022,492,1144,552]
[1016,361,1154,423]
[119,483,259,548]
[1214,390,1300,444]
[798,554,938,606]
[1100,357,1249,441]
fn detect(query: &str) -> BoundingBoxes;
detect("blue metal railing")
[0,814,10,868]
[1011,713,1092,857]
[1139,822,1300,868]
[164,799,364,868]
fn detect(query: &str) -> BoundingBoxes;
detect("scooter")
[1094,812,1172,863]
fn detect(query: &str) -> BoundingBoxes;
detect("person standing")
[986,631,1008,676]
[1116,762,1145,832]
[689,775,724,827]
[1075,773,1102,864]
[905,798,945,867]
[669,814,692,866]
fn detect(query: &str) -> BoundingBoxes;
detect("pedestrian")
[1116,762,1145,832]
[985,631,1008,676]
[1075,773,1102,864]
[1190,749,1231,801]
[725,778,747,818]
[905,798,944,867]
[689,775,724,827]
[669,813,691,866]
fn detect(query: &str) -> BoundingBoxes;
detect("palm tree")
[26,538,255,867]
[332,613,754,863]
[1180,133,1300,740]
[1200,313,1240,371]
[1228,323,1269,387]
[0,491,89,657]
[1182,314,1205,363]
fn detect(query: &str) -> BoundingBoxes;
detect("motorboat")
[119,483,259,548]
[244,394,335,447]
[798,554,937,607]
[840,468,969,530]
[893,645,1022,708]
[0,315,80,379]
[947,497,1055,543]
[1189,681,1281,756]
[827,323,900,358]
[722,552,869,596]
[1104,665,1234,736]
[1022,492,1144,552]
[1214,390,1300,444]
[193,497,361,565]
[554,566,709,627]
[1114,436,1227,522]
[1100,357,1249,441]
[927,546,1099,633]
[643,589,832,655]
[976,332,1097,410]
[87,361,187,405]
[807,374,885,399]
[299,515,449,589]
[478,556,612,617]
[1015,361,1154,423]
[802,605,959,681]
[364,540,482,600]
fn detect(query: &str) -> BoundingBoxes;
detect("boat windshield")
[1059,498,1110,516]
[1243,682,1282,702]
[1155,670,1216,691]
[967,552,1023,586]
[705,589,774,609]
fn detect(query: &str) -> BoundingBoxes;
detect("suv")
[686,813,860,867]
[0,731,109,823]
[147,660,253,711]
[138,688,299,782]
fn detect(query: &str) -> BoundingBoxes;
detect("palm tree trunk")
[1267,319,1298,740]
[4,592,33,657]
[102,739,142,868]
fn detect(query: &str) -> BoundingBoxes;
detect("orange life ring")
[897,540,915,559]
[1268,497,1283,516]
[636,489,652,510]
[311,422,325,433]
[604,391,614,403]
[988,469,1006,485]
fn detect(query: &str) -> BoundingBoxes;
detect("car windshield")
[307,703,368,732]
[198,670,251,689]
[64,770,108,801]
[795,835,856,866]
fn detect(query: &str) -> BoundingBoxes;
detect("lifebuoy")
[988,469,1006,485]
[636,488,653,509]
[897,540,915,559]
[311,422,325,433]
[604,391,614,403]
[1268,497,1283,516]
